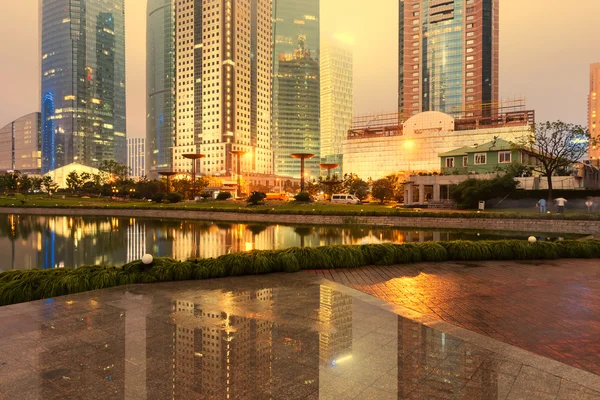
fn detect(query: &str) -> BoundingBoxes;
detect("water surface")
[0,214,578,271]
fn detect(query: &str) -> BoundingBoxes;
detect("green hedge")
[1,240,600,306]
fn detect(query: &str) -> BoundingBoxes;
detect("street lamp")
[319,163,341,202]
[182,154,206,200]
[157,171,178,194]
[291,153,315,192]
[230,150,247,198]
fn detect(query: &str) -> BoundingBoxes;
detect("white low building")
[343,110,534,181]
[45,163,101,189]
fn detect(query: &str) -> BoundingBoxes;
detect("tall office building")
[171,0,273,178]
[127,137,146,179]
[272,0,320,178]
[589,62,600,163]
[41,0,127,174]
[320,39,353,173]
[147,0,175,176]
[0,113,42,175]
[398,0,499,121]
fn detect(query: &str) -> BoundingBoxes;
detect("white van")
[331,194,361,205]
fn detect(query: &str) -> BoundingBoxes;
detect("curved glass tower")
[41,0,126,173]
[147,0,175,176]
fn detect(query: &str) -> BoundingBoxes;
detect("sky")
[0,0,599,138]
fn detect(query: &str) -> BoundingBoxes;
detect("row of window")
[445,151,511,168]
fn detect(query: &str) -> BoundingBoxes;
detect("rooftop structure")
[343,107,534,181]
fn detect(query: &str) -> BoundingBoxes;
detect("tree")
[31,177,43,193]
[17,175,33,194]
[516,121,590,201]
[451,174,518,209]
[342,174,370,200]
[371,178,394,204]
[66,171,83,193]
[98,160,130,183]
[41,176,58,195]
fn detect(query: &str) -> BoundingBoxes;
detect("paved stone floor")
[308,259,600,377]
[1,274,600,399]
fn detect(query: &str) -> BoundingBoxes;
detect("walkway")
[2,273,600,399]
[308,259,600,376]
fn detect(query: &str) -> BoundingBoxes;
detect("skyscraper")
[41,0,127,173]
[272,0,320,178]
[147,0,175,176]
[171,0,273,179]
[0,113,42,175]
[589,62,600,163]
[320,39,353,173]
[398,0,499,121]
[127,137,145,179]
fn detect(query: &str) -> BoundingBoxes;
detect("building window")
[475,153,487,165]
[463,156,468,167]
[499,151,512,163]
[445,158,455,168]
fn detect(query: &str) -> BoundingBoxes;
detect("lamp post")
[182,154,206,200]
[319,163,341,202]
[157,171,178,194]
[230,150,247,198]
[291,153,315,192]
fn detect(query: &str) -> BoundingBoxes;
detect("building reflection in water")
[170,289,274,399]
[19,282,508,399]
[0,214,548,271]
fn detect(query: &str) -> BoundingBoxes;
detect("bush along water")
[1,240,600,306]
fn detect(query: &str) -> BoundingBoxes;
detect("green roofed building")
[439,138,541,175]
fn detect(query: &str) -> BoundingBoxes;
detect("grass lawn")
[1,195,600,220]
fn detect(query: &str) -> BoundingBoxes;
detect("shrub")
[216,192,232,201]
[247,191,267,206]
[151,193,165,203]
[166,192,184,203]
[294,192,312,202]
[451,174,518,209]
[1,240,600,306]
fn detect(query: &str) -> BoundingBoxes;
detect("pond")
[0,214,581,271]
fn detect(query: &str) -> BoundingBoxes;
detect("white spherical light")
[528,236,537,243]
[142,254,154,265]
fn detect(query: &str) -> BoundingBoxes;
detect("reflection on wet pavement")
[0,274,599,399]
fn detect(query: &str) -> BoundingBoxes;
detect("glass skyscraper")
[0,113,42,175]
[41,0,127,173]
[147,0,175,176]
[272,0,320,179]
[399,0,499,121]
[320,39,353,175]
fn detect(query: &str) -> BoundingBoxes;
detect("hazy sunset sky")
[0,0,598,138]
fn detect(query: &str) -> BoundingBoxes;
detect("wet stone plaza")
[1,273,600,399]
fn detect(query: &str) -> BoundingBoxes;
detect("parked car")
[331,194,361,205]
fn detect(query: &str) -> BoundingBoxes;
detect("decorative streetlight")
[319,163,341,202]
[157,171,178,194]
[182,154,206,200]
[291,153,315,192]
[230,150,247,198]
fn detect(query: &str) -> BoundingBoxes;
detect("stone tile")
[0,273,599,399]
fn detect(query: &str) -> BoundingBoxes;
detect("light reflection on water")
[0,214,574,271]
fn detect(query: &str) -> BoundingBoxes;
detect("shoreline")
[1,207,599,235]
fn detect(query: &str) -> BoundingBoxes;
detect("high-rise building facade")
[272,0,320,178]
[147,0,176,176]
[0,113,42,175]
[320,39,353,173]
[589,62,600,163]
[398,0,499,122]
[171,0,273,179]
[41,0,127,173]
[127,137,146,179]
